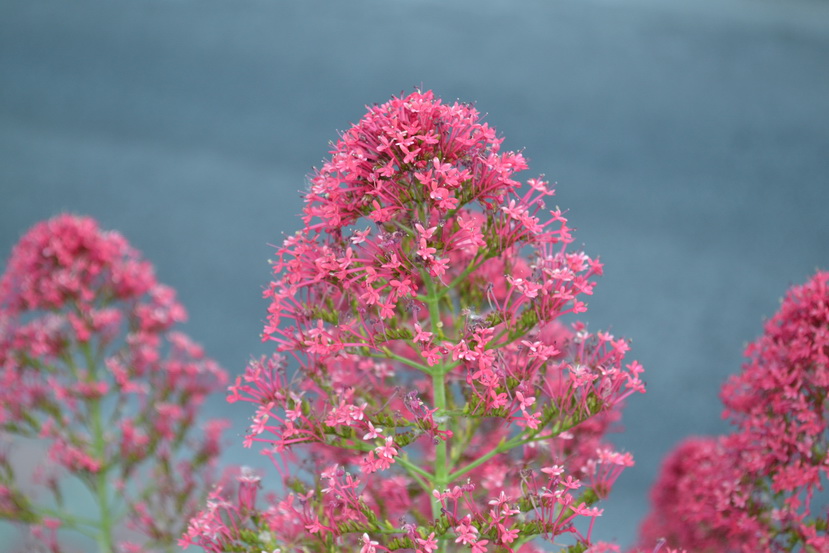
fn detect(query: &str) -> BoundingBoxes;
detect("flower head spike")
[635,271,829,553]
[193,90,645,553]
[0,214,230,552]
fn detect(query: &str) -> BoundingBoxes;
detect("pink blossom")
[0,215,229,552]
[191,90,644,553]
[416,532,438,553]
[454,517,480,545]
[635,271,829,552]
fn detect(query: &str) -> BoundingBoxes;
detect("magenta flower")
[185,90,645,552]
[721,271,829,501]
[634,271,829,553]
[0,214,229,552]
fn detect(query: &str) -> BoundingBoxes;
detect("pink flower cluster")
[183,90,645,552]
[635,271,829,552]
[0,214,229,552]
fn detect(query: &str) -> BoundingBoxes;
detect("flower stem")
[84,343,114,553]
[396,456,434,490]
[432,369,448,495]
[424,275,451,553]
[448,436,515,482]
[448,430,558,482]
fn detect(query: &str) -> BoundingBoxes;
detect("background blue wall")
[1,0,828,547]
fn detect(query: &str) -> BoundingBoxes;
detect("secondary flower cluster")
[0,214,229,552]
[635,271,829,552]
[183,90,645,552]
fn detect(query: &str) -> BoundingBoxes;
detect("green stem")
[432,369,448,496]
[435,254,485,300]
[512,535,535,550]
[395,456,434,492]
[448,436,516,482]
[449,431,557,483]
[83,343,114,553]
[394,456,433,482]
[432,366,450,553]
[376,348,433,375]
[38,507,99,528]
[36,508,99,539]
[423,275,451,553]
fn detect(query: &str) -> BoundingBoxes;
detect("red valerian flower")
[187,90,644,552]
[634,271,829,553]
[0,214,229,552]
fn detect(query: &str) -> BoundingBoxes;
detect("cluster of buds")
[0,214,229,552]
[183,90,645,552]
[635,271,829,552]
